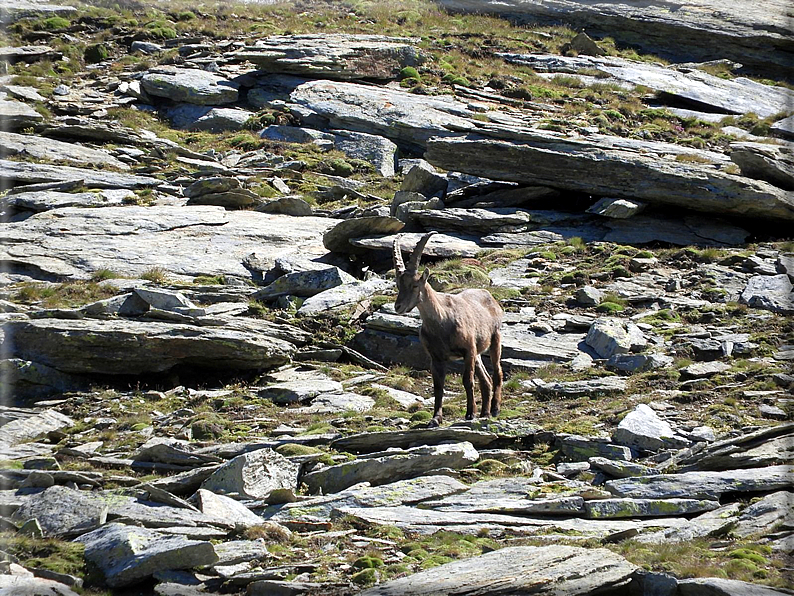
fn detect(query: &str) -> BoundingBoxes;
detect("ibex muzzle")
[393,231,504,427]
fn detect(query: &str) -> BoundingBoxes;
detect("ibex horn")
[393,235,406,274]
[408,231,436,272]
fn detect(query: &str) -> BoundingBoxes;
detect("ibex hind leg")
[474,355,493,418]
[489,332,503,417]
[428,358,446,428]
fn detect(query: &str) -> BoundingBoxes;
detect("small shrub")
[353,555,384,569]
[399,66,420,80]
[351,568,379,586]
[41,16,70,30]
[84,44,110,64]
[140,267,168,284]
[596,301,625,313]
[90,269,120,282]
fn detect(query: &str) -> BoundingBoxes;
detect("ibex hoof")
[490,407,500,417]
[427,417,441,428]
[465,413,474,421]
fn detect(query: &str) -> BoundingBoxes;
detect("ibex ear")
[421,268,430,282]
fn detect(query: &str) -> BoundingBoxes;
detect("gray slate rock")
[0,205,337,282]
[584,498,719,519]
[771,115,794,141]
[322,216,404,254]
[730,142,794,191]
[678,577,791,596]
[587,197,646,219]
[141,68,238,105]
[194,489,263,529]
[607,353,673,372]
[358,545,635,596]
[606,465,794,499]
[740,274,794,314]
[437,1,794,78]
[613,404,689,452]
[586,318,647,359]
[0,575,79,596]
[302,441,479,494]
[258,378,344,405]
[588,457,659,478]
[679,361,731,380]
[0,158,159,189]
[11,485,107,538]
[527,376,627,397]
[165,105,253,132]
[2,189,133,212]
[425,134,794,222]
[260,124,334,147]
[253,267,355,300]
[331,427,500,453]
[732,491,794,538]
[200,448,299,500]
[76,523,218,587]
[559,435,632,462]
[400,161,448,197]
[0,98,44,129]
[4,318,296,375]
[499,52,794,119]
[290,80,478,151]
[297,278,391,315]
[0,409,74,448]
[0,131,129,170]
[333,129,397,177]
[409,207,532,233]
[231,34,424,80]
[0,358,88,400]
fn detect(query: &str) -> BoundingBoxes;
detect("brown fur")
[393,232,503,427]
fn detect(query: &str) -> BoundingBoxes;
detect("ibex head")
[393,231,436,314]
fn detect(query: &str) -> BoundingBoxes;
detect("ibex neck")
[417,282,443,320]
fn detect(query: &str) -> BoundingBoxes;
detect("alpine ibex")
[393,231,503,427]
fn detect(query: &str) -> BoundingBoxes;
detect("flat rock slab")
[584,497,719,519]
[0,98,44,128]
[11,485,106,537]
[0,205,338,282]
[0,2,76,24]
[0,408,73,447]
[436,0,794,78]
[732,491,794,538]
[606,465,794,499]
[499,53,794,119]
[273,475,468,524]
[297,278,391,315]
[231,34,424,80]
[142,68,238,105]
[678,578,791,596]
[3,318,296,375]
[528,376,627,397]
[0,575,79,596]
[3,189,133,212]
[0,131,129,170]
[331,427,501,453]
[76,523,218,588]
[425,134,794,222]
[358,544,635,596]
[0,158,159,190]
[302,441,479,494]
[290,79,480,151]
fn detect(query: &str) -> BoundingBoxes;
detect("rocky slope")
[0,1,792,595]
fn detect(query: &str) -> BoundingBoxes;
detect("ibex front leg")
[429,357,446,427]
[463,349,477,421]
[475,356,493,417]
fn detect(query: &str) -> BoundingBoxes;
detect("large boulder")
[498,53,794,119]
[358,545,635,596]
[75,523,218,587]
[0,131,129,170]
[3,318,297,375]
[434,0,794,79]
[141,68,238,105]
[425,134,794,222]
[230,34,424,80]
[302,441,479,494]
[200,448,300,501]
[11,485,106,538]
[0,205,338,283]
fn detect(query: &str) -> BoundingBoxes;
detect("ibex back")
[393,231,503,427]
